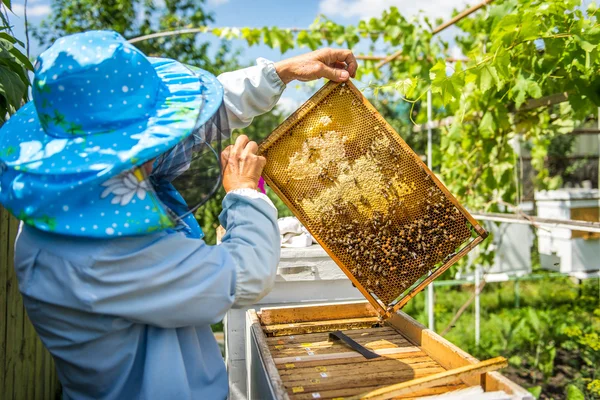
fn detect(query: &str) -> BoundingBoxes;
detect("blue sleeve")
[219,192,281,307]
[69,193,279,328]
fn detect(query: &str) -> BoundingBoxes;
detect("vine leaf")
[394,77,417,98]
[510,77,542,109]
[477,64,501,93]
[575,35,597,52]
[479,112,496,139]
[430,59,464,105]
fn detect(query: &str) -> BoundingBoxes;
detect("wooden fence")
[1,207,61,399]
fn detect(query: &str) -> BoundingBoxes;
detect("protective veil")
[150,103,230,238]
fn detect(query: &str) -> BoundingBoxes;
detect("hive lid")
[259,80,487,318]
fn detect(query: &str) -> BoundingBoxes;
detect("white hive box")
[456,203,534,282]
[485,220,533,279]
[225,244,363,400]
[535,189,600,275]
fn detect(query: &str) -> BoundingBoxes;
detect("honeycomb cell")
[259,81,486,312]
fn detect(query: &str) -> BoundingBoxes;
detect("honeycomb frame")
[259,80,488,318]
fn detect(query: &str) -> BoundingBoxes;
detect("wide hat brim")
[0,57,223,177]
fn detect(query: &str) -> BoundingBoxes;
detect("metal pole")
[471,212,600,233]
[427,90,433,169]
[475,264,481,346]
[427,89,435,331]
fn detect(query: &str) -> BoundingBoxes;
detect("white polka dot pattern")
[0,30,224,238]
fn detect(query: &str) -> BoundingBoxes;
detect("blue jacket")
[15,192,280,399]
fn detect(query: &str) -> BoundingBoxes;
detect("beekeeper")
[0,30,357,399]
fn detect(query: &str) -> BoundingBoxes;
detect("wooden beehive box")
[246,302,533,400]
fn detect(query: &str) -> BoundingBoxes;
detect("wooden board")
[259,302,379,325]
[351,357,508,400]
[264,317,382,337]
[250,302,533,400]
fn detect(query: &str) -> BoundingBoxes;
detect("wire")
[24,0,30,59]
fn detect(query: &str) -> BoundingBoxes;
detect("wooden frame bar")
[350,357,508,400]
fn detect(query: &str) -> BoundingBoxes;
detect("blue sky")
[7,0,478,112]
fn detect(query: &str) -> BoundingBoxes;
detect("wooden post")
[0,208,61,399]
[0,208,8,396]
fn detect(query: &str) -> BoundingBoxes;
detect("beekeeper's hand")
[274,48,358,84]
[221,135,266,193]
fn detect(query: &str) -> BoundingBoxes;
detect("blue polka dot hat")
[0,30,224,237]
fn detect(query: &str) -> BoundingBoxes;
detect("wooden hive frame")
[258,79,488,318]
[247,301,533,400]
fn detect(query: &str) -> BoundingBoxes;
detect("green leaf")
[393,77,417,97]
[430,60,464,104]
[276,29,295,54]
[499,162,513,187]
[343,25,359,49]
[8,45,33,71]
[261,27,274,49]
[0,64,26,111]
[241,27,261,47]
[429,59,446,81]
[566,384,585,400]
[527,386,542,398]
[527,80,542,99]
[508,355,522,366]
[482,168,496,189]
[495,49,511,79]
[477,64,500,93]
[576,35,597,52]
[511,77,542,109]
[0,32,16,44]
[385,25,401,40]
[2,0,10,10]
[519,17,539,41]
[479,112,496,138]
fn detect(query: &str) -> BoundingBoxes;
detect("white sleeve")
[217,58,286,130]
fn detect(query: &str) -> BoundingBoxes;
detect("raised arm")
[217,48,358,130]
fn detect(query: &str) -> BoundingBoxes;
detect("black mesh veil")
[149,102,231,222]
